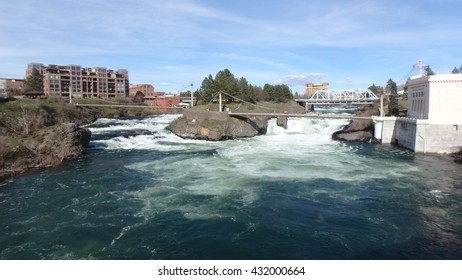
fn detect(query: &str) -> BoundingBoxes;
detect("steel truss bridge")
[295,88,379,108]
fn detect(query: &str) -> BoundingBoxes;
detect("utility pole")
[219,91,222,112]
[380,94,384,117]
[190,83,194,108]
[69,83,72,104]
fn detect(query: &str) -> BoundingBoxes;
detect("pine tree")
[452,67,460,74]
[24,68,43,92]
[386,79,399,116]
[425,66,435,76]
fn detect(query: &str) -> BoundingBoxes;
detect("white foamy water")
[3,112,462,259]
[88,114,420,221]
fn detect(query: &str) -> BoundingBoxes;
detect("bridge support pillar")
[305,103,314,112]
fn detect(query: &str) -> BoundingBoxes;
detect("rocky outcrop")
[332,104,377,142]
[452,148,462,164]
[36,123,91,166]
[332,119,373,142]
[168,111,269,141]
[0,123,91,181]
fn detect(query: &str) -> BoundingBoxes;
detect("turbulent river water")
[1,113,461,259]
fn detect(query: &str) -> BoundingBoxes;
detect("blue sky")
[1,0,461,94]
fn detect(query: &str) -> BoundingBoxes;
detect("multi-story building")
[305,82,329,97]
[26,63,129,98]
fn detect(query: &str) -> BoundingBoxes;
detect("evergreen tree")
[252,85,266,102]
[24,68,43,92]
[237,77,255,103]
[263,84,293,102]
[425,66,435,76]
[368,83,384,95]
[198,74,216,103]
[386,78,399,116]
[214,69,239,96]
[452,67,460,74]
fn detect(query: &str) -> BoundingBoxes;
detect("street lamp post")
[190,83,194,108]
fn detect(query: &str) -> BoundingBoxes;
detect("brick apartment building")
[26,63,129,98]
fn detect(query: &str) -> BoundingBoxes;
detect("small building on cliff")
[374,74,462,153]
[305,82,329,98]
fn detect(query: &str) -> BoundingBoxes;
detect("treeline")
[451,65,462,74]
[195,69,293,104]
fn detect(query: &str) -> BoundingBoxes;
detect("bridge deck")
[74,103,184,109]
[229,112,372,120]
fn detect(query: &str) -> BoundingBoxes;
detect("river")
[1,113,461,259]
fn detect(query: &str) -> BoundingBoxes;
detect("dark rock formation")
[332,119,374,142]
[452,148,462,164]
[276,116,288,130]
[332,104,377,142]
[0,123,91,181]
[168,111,269,141]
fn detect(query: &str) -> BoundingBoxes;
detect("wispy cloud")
[0,0,461,91]
[273,73,327,86]
[211,53,291,71]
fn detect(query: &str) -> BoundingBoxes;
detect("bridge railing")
[296,88,379,104]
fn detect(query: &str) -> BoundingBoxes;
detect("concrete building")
[26,63,129,98]
[305,82,329,97]
[407,74,462,123]
[374,74,462,153]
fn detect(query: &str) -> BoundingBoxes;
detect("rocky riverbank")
[0,123,91,181]
[0,99,93,182]
[452,148,462,164]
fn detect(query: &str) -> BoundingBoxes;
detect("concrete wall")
[373,117,397,144]
[418,123,462,153]
[393,118,418,151]
[374,116,462,153]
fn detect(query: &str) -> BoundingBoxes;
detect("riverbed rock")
[331,103,376,142]
[276,116,288,130]
[168,111,269,141]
